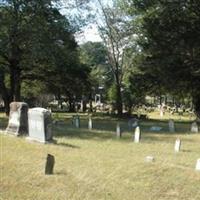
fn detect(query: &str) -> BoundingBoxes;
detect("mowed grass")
[1,112,200,200]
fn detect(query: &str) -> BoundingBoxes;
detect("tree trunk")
[116,83,123,116]
[68,98,75,112]
[193,95,200,119]
[0,71,11,115]
[10,63,21,102]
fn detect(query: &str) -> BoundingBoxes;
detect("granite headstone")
[27,107,52,143]
[6,102,28,136]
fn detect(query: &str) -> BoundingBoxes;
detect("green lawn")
[1,112,200,200]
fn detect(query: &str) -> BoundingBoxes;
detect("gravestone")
[150,126,162,131]
[88,116,92,130]
[134,126,141,143]
[174,138,181,152]
[6,102,28,136]
[169,119,175,132]
[191,122,198,133]
[145,156,155,162]
[195,159,200,171]
[27,107,52,143]
[116,123,121,138]
[45,154,55,175]
[128,118,138,130]
[73,115,80,128]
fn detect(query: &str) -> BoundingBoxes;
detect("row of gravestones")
[5,102,53,143]
[73,115,199,134]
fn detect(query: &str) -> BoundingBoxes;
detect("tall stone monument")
[6,102,28,136]
[27,107,52,143]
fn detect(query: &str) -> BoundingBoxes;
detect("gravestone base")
[26,136,54,144]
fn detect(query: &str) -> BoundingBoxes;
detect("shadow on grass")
[55,142,80,149]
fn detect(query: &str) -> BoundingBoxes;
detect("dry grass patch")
[0,113,200,200]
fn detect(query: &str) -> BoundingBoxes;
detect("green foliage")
[0,0,90,111]
[125,0,200,116]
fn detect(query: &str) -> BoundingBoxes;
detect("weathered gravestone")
[27,108,52,143]
[191,121,198,133]
[116,123,122,138]
[195,159,200,171]
[134,126,141,143]
[169,119,175,132]
[116,123,121,138]
[145,156,155,162]
[128,118,138,130]
[88,116,93,130]
[45,154,55,175]
[174,138,181,152]
[72,115,80,128]
[6,102,28,136]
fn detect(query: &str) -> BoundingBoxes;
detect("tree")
[79,41,111,109]
[0,0,86,114]
[96,0,136,116]
[126,0,200,118]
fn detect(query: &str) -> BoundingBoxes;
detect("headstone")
[45,154,55,175]
[88,116,92,130]
[134,126,141,143]
[27,107,52,143]
[191,122,198,133]
[6,102,28,136]
[73,115,80,128]
[128,118,138,130]
[169,119,175,132]
[116,123,121,138]
[145,156,155,162]
[195,159,200,171]
[150,126,162,131]
[174,138,181,152]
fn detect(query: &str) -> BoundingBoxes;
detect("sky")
[59,0,112,44]
[75,24,102,44]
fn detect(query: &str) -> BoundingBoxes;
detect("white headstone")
[174,138,181,152]
[88,117,92,130]
[27,107,52,143]
[195,159,200,171]
[160,110,163,117]
[145,156,155,162]
[150,126,162,131]
[75,116,80,128]
[116,123,121,138]
[191,122,198,133]
[6,102,28,136]
[134,126,141,143]
[169,119,175,132]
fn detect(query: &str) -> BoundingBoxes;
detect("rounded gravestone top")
[29,107,49,114]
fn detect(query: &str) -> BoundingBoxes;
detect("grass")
[1,111,200,200]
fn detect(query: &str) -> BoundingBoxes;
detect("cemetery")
[1,0,200,199]
[1,106,200,200]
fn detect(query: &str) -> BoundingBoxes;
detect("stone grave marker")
[45,154,55,175]
[169,119,175,132]
[134,126,141,143]
[174,138,181,152]
[73,115,80,128]
[145,156,155,162]
[27,107,52,143]
[128,118,138,130]
[6,102,28,136]
[116,123,121,138]
[88,116,93,130]
[191,121,198,133]
[195,159,200,171]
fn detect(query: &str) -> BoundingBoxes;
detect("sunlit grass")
[1,112,200,200]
